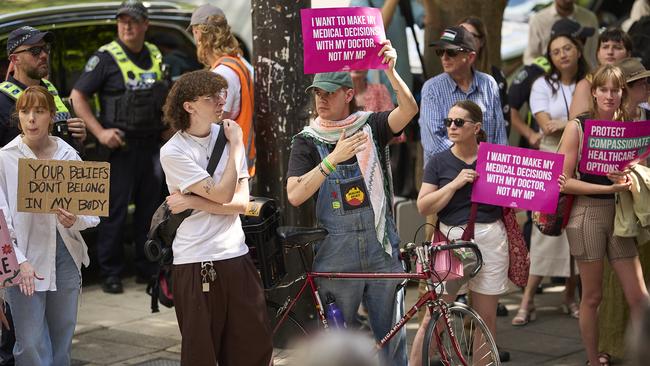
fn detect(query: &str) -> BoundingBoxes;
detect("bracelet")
[322,157,336,173]
[317,163,329,177]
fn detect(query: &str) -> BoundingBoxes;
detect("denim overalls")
[313,143,407,365]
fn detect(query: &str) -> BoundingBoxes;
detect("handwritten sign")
[579,120,650,176]
[472,143,564,213]
[301,7,387,74]
[0,210,20,288]
[17,159,110,217]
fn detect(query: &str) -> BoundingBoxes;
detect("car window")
[0,24,200,96]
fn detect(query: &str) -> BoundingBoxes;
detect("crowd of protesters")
[0,0,649,365]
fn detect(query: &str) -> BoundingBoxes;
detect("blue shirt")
[419,71,507,167]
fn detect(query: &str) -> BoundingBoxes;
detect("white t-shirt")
[530,76,576,151]
[212,57,253,120]
[160,123,249,264]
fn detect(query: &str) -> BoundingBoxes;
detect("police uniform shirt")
[0,75,52,147]
[74,38,153,100]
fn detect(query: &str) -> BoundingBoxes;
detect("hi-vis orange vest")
[214,56,256,177]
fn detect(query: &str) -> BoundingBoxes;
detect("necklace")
[185,132,212,161]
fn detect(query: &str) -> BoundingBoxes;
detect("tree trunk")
[422,0,508,76]
[252,0,314,227]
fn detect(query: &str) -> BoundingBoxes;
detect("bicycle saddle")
[276,226,328,247]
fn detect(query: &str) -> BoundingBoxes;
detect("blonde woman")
[559,64,649,366]
[189,4,256,176]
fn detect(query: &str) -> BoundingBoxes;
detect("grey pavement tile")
[497,327,584,356]
[72,337,155,364]
[78,329,178,350]
[494,349,555,365]
[110,316,182,341]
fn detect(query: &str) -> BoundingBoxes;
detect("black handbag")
[144,126,227,265]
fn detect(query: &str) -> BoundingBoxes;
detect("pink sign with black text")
[0,210,20,288]
[579,120,650,176]
[472,143,564,213]
[300,7,387,74]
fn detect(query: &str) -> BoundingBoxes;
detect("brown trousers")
[173,254,273,366]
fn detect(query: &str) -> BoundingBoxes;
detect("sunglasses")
[443,117,476,128]
[435,48,467,58]
[12,44,51,57]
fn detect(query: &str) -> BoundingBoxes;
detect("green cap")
[305,72,353,93]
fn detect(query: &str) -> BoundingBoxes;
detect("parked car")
[0,1,252,96]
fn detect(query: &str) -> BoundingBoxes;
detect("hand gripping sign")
[301,7,388,74]
[579,120,650,176]
[0,210,20,288]
[471,143,564,213]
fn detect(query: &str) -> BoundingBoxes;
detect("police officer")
[0,27,86,147]
[70,0,166,294]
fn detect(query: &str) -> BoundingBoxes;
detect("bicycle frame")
[270,251,467,358]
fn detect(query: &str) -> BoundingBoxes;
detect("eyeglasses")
[549,43,576,58]
[443,117,476,128]
[12,44,51,57]
[435,48,467,58]
[200,89,227,103]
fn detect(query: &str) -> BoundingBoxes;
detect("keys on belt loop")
[200,261,216,293]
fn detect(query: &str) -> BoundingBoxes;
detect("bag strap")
[206,126,227,176]
[167,126,228,221]
[433,202,478,242]
[462,203,478,241]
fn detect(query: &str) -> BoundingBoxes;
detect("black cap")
[429,26,475,52]
[116,0,148,21]
[7,26,54,55]
[551,18,595,41]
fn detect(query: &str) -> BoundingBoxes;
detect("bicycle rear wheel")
[422,302,500,366]
[266,301,309,350]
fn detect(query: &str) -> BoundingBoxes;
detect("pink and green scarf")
[299,111,391,256]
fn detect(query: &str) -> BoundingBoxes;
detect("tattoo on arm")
[202,178,216,194]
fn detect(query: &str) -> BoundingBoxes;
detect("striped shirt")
[419,71,508,167]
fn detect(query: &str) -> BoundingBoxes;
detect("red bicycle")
[266,226,501,366]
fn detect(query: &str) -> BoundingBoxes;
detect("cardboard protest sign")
[301,7,387,74]
[17,159,110,217]
[579,120,650,176]
[0,210,21,288]
[472,143,564,213]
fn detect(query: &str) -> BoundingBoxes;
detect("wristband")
[322,157,336,173]
[317,163,329,177]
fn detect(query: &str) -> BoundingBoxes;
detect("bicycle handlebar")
[405,240,484,279]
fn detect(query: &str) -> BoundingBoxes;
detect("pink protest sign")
[300,7,387,74]
[0,210,20,288]
[579,120,650,176]
[471,143,564,213]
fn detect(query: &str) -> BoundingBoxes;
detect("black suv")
[0,1,252,98]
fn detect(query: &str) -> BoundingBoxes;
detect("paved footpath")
[66,277,615,365]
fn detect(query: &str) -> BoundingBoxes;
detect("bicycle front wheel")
[422,302,500,366]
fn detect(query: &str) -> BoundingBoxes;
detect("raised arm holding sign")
[301,7,388,74]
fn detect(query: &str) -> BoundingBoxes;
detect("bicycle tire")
[266,301,309,350]
[422,302,500,366]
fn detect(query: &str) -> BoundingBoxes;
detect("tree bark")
[422,0,508,76]
[252,0,314,227]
